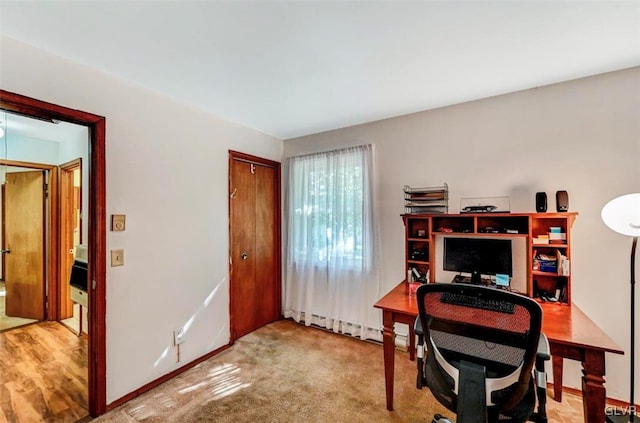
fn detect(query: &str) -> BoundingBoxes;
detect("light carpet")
[91,319,585,422]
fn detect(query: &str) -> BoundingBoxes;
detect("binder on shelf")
[556,249,570,276]
[404,183,449,214]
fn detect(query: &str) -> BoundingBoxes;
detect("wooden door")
[5,171,46,319]
[229,152,281,340]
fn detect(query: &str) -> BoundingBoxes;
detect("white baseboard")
[394,322,410,351]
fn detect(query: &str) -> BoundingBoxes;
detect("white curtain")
[284,144,382,341]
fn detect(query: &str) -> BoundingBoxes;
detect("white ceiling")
[1,1,639,139]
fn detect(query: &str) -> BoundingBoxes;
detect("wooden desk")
[374,282,623,423]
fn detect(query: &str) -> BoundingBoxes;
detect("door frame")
[0,90,107,416]
[59,158,82,320]
[0,160,57,320]
[228,150,282,342]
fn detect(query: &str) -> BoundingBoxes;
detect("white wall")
[0,35,283,403]
[284,66,640,403]
[3,133,59,163]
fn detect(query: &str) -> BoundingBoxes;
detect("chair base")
[432,414,454,423]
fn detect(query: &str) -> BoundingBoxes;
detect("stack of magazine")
[404,184,449,214]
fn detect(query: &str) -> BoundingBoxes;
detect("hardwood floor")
[0,321,88,422]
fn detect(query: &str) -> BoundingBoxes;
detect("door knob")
[241,252,248,260]
[1,249,10,254]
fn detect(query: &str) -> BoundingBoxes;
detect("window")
[288,146,369,268]
[284,144,381,340]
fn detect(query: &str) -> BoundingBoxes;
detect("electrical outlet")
[173,327,185,345]
[111,249,124,267]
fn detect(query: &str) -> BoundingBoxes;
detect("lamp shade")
[601,193,640,237]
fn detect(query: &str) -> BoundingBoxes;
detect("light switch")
[111,214,126,231]
[111,249,124,267]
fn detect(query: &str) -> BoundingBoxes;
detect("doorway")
[4,170,46,320]
[0,90,107,416]
[228,151,281,341]
[0,166,47,330]
[59,158,85,334]
[0,160,58,331]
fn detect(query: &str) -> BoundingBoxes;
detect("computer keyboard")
[440,292,515,314]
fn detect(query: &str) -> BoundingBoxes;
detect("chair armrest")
[414,316,423,337]
[537,333,550,361]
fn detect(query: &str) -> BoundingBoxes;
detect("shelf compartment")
[477,215,529,235]
[533,275,569,304]
[406,217,430,238]
[432,215,474,233]
[531,217,568,237]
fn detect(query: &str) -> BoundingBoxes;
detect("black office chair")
[414,283,549,423]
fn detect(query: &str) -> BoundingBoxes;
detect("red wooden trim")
[0,159,55,170]
[1,89,107,416]
[228,150,281,169]
[106,342,232,411]
[59,158,82,241]
[58,158,82,170]
[89,116,107,416]
[47,167,60,321]
[0,90,103,125]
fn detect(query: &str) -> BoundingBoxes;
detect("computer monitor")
[443,237,513,284]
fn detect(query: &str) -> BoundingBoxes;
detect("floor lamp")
[602,193,640,423]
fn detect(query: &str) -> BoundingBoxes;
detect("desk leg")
[382,310,395,411]
[552,355,563,402]
[581,349,606,423]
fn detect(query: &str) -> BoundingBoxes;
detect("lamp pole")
[630,237,636,422]
[602,193,640,423]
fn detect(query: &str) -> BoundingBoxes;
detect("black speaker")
[535,192,547,213]
[556,190,569,212]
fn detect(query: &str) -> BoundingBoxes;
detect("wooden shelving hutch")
[402,212,578,305]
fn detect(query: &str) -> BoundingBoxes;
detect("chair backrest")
[416,283,542,418]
